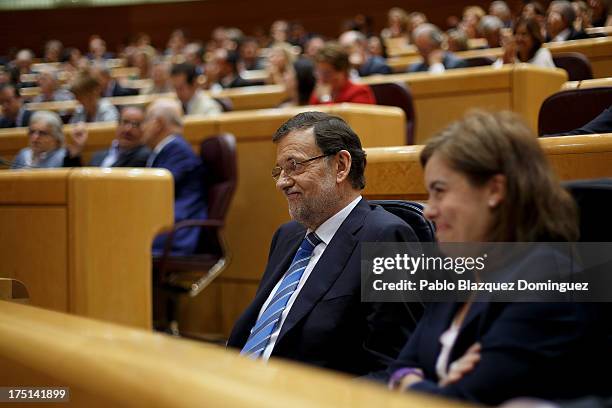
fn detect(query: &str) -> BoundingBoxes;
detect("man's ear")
[336,150,352,184]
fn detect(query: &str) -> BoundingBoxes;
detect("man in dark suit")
[546,0,590,42]
[408,24,468,73]
[91,65,139,98]
[339,30,393,76]
[0,84,32,128]
[63,106,150,167]
[227,112,421,375]
[142,98,207,255]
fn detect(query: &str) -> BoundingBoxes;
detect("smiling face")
[275,127,338,230]
[424,152,501,243]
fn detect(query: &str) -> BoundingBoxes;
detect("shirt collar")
[553,28,571,41]
[152,134,176,156]
[310,195,362,245]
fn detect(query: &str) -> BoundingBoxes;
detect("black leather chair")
[369,200,436,242]
[552,52,594,82]
[538,87,612,135]
[153,133,237,335]
[564,179,612,242]
[464,56,495,68]
[370,82,417,145]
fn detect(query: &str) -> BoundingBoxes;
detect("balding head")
[142,98,184,148]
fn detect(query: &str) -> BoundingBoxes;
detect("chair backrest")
[538,87,612,135]
[463,56,495,68]
[370,82,416,145]
[369,200,436,242]
[200,134,238,220]
[564,179,612,242]
[552,52,594,81]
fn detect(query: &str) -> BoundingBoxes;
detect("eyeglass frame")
[272,152,337,181]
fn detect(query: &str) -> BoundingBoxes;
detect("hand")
[67,122,88,158]
[501,32,517,64]
[314,83,332,103]
[439,342,481,387]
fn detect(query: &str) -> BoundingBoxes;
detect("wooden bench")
[363,133,612,201]
[0,300,467,408]
[0,169,173,329]
[359,64,567,144]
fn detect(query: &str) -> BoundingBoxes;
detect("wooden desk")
[562,77,612,90]
[0,169,173,329]
[363,133,612,201]
[359,64,567,144]
[0,301,468,408]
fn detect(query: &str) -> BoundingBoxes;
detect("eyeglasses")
[272,153,334,181]
[28,129,51,137]
[120,119,142,128]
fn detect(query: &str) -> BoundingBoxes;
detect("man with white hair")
[478,15,504,48]
[32,68,74,103]
[489,0,514,28]
[408,24,467,73]
[142,98,207,255]
[12,110,65,168]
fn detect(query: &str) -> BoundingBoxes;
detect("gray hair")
[30,110,64,145]
[490,1,512,20]
[413,23,444,47]
[147,98,183,128]
[550,0,576,25]
[479,15,504,34]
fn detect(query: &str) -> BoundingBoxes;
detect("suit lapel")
[277,199,370,341]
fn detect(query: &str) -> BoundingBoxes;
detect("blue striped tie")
[241,232,323,359]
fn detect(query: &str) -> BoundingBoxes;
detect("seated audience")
[478,15,504,48]
[170,63,222,115]
[408,24,468,73]
[338,30,392,76]
[494,17,555,68]
[142,98,207,255]
[69,70,119,123]
[376,110,611,405]
[90,65,138,98]
[9,49,36,87]
[381,7,410,40]
[12,110,65,168]
[367,35,387,58]
[183,42,206,75]
[460,6,486,38]
[87,36,114,62]
[489,0,514,28]
[407,12,428,42]
[43,40,63,63]
[31,68,74,103]
[265,45,298,105]
[165,29,187,57]
[227,111,420,374]
[309,42,376,105]
[64,106,150,167]
[0,84,32,128]
[208,48,252,89]
[144,61,172,95]
[546,0,589,41]
[446,29,469,52]
[239,37,266,71]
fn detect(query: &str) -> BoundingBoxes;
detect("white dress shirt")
[258,195,363,360]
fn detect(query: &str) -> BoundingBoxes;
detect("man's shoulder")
[444,52,467,68]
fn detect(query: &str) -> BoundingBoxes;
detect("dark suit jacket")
[63,145,150,167]
[105,80,139,98]
[0,109,32,128]
[374,247,611,405]
[359,56,393,76]
[228,198,423,375]
[408,52,468,73]
[150,135,207,255]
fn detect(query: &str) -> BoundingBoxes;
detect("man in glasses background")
[227,111,420,375]
[63,105,150,168]
[11,110,65,168]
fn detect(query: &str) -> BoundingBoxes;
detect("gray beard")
[288,176,339,230]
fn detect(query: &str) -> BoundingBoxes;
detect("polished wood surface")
[0,169,174,329]
[359,64,567,144]
[562,77,612,90]
[0,301,470,408]
[363,133,612,201]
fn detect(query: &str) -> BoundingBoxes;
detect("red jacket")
[309,80,376,105]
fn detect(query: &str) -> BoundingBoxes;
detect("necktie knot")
[302,232,322,252]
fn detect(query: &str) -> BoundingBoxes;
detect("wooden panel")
[67,168,174,329]
[546,37,612,79]
[209,85,288,111]
[0,169,67,204]
[0,301,470,408]
[220,281,259,335]
[0,207,68,312]
[511,64,568,132]
[363,134,612,203]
